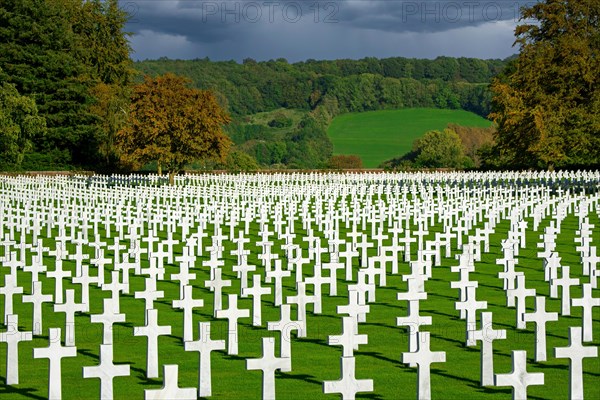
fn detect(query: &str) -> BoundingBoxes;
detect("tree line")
[134,57,503,169]
[1,0,597,172]
[135,57,501,118]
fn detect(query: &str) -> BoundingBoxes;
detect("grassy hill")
[328,108,493,168]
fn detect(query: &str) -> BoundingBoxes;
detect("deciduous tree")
[490,0,600,169]
[117,73,232,183]
[0,81,46,170]
[413,129,467,169]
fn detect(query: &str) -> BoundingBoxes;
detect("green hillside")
[328,108,493,168]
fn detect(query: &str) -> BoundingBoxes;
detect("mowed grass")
[327,108,493,168]
[1,208,598,399]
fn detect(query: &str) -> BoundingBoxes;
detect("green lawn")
[0,177,598,400]
[327,108,493,168]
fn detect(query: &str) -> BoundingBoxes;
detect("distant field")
[328,108,492,168]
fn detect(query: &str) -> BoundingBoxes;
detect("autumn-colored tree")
[490,0,600,169]
[446,123,495,167]
[117,73,232,183]
[329,155,363,169]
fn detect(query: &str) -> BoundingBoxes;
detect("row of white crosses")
[488,192,600,400]
[1,171,599,400]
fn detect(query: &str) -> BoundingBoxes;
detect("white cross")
[233,260,256,294]
[172,248,197,299]
[397,299,432,362]
[91,248,110,287]
[83,344,130,399]
[287,282,316,337]
[450,267,478,318]
[455,286,487,346]
[133,308,172,378]
[102,271,127,313]
[90,297,126,345]
[150,244,169,279]
[402,331,446,400]
[553,265,580,316]
[339,243,359,281]
[305,264,329,314]
[554,326,598,400]
[267,304,302,358]
[144,364,197,400]
[471,312,506,386]
[399,230,417,262]
[215,294,249,355]
[0,273,22,324]
[494,350,544,400]
[247,337,292,400]
[33,327,78,400]
[54,289,86,347]
[0,314,32,385]
[323,261,344,296]
[108,237,126,267]
[522,296,558,361]
[290,249,311,283]
[135,277,164,314]
[267,260,291,306]
[72,263,99,312]
[349,270,376,304]
[355,234,374,266]
[172,284,204,342]
[161,233,178,265]
[205,267,232,315]
[323,356,373,400]
[571,283,600,342]
[243,274,272,326]
[507,274,536,329]
[365,255,387,287]
[184,321,226,398]
[338,289,370,330]
[329,316,368,357]
[21,280,53,335]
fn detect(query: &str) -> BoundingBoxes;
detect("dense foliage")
[133,56,507,169]
[0,0,132,170]
[0,79,46,170]
[116,74,232,181]
[329,155,364,170]
[3,0,594,171]
[381,128,469,170]
[489,0,600,169]
[135,57,504,118]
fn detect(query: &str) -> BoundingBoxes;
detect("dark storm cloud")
[121,1,537,61]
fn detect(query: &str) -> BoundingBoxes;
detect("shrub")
[329,155,363,169]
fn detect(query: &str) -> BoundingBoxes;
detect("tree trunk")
[168,171,176,185]
[157,161,162,175]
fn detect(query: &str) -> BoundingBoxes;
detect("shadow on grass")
[76,347,100,361]
[359,350,403,366]
[0,386,46,400]
[223,354,246,362]
[136,374,163,386]
[430,368,552,399]
[357,392,385,399]
[276,371,322,387]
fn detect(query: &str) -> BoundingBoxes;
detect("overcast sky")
[122,0,537,62]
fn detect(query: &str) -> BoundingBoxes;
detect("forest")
[1,0,598,171]
[128,57,507,170]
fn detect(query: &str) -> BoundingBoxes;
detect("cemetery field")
[327,108,493,167]
[0,172,599,400]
